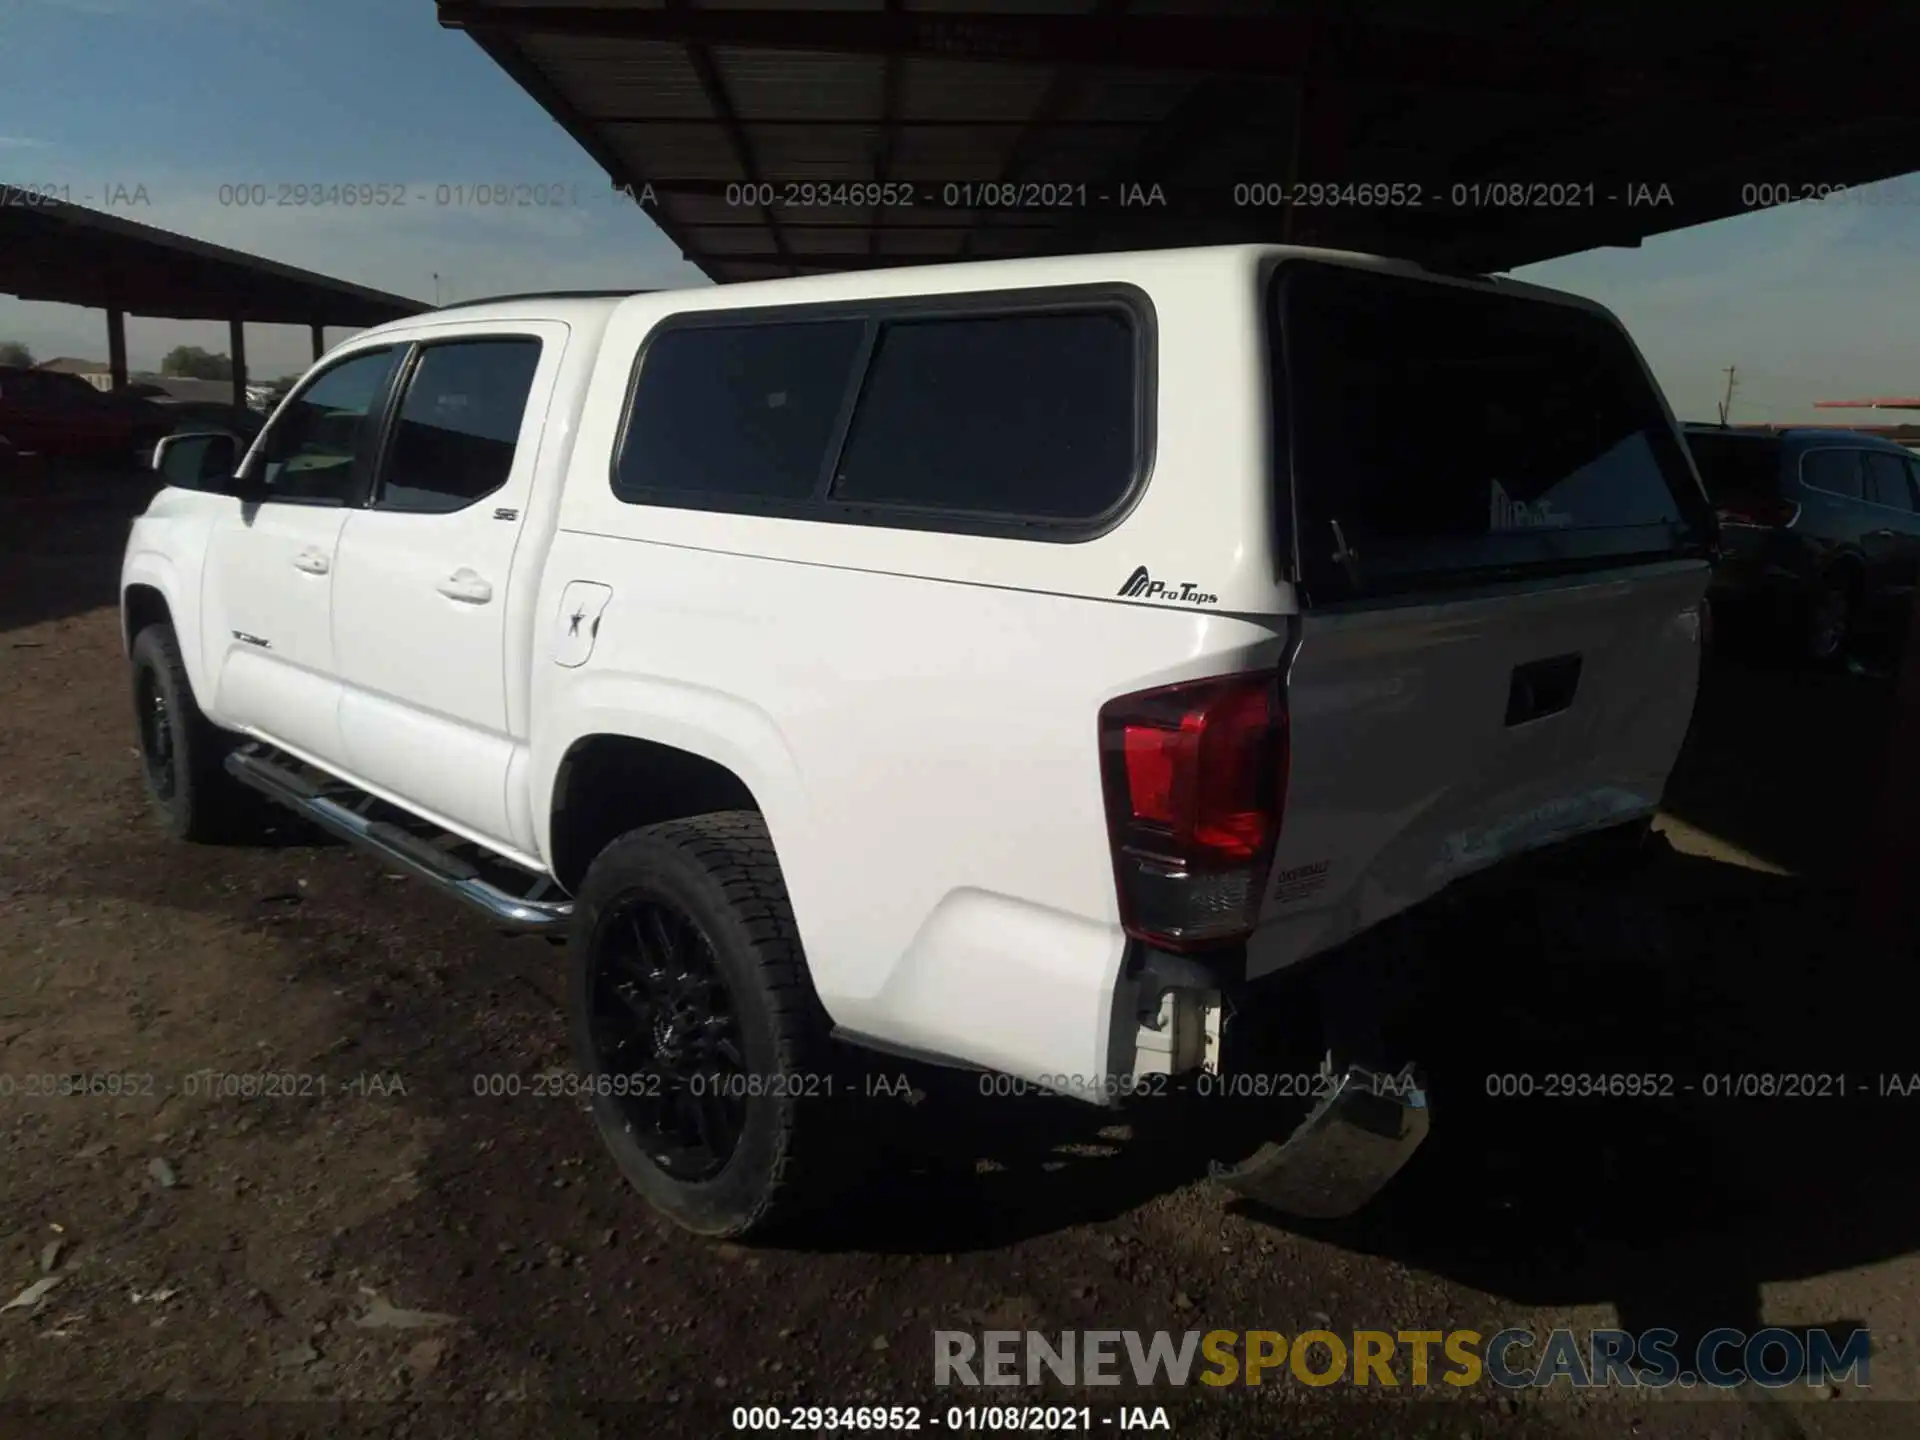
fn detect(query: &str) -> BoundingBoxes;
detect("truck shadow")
[1224,641,1920,1372]
[1661,649,1888,883]
[1230,849,1911,1372]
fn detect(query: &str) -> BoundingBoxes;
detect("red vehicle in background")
[0,366,173,466]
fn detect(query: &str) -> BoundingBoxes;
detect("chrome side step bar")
[225,745,573,933]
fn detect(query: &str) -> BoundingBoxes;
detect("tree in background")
[0,341,34,367]
[160,346,233,380]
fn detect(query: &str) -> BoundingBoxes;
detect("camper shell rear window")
[1271,261,1713,602]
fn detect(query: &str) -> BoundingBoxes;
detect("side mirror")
[152,430,242,491]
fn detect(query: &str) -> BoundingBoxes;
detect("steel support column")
[229,317,247,412]
[106,307,128,391]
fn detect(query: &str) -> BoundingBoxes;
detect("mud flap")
[1210,1064,1429,1220]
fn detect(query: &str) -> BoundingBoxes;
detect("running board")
[224,745,573,933]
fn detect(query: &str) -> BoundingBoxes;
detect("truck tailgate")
[1252,560,1706,974]
[1249,257,1715,977]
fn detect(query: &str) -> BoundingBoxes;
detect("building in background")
[34,358,241,406]
[36,356,114,391]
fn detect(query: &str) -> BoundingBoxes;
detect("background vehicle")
[1685,423,1920,664]
[0,365,173,464]
[114,380,267,447]
[144,398,265,447]
[122,247,1711,1239]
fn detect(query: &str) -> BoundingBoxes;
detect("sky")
[0,0,1915,421]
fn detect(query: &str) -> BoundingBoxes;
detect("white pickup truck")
[122,245,1714,1238]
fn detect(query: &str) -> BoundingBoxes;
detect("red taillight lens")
[1715,496,1799,529]
[1099,672,1288,951]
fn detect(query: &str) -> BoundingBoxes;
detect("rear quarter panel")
[530,529,1287,1082]
[528,253,1294,1082]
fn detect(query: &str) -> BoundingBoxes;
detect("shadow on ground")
[1661,650,1892,882]
[22,466,1916,1426]
[0,464,160,633]
[1235,650,1919,1375]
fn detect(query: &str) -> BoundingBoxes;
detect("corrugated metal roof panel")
[519,36,711,115]
[445,1,1920,281]
[897,58,1058,121]
[711,49,886,116]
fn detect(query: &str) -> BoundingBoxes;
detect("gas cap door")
[552,581,613,668]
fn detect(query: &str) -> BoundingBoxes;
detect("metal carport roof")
[437,1,1920,283]
[0,192,426,328]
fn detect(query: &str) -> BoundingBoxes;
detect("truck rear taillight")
[1098,671,1288,952]
[1715,496,1799,529]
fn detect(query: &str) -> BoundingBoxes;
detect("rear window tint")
[1685,433,1783,499]
[1275,263,1710,600]
[829,312,1136,518]
[615,320,866,502]
[1800,449,1863,500]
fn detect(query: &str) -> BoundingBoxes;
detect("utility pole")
[1717,365,1738,425]
[433,272,441,306]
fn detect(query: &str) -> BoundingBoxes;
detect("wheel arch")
[546,729,787,895]
[121,581,173,654]
[122,553,218,715]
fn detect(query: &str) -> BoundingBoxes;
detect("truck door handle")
[293,549,330,575]
[1506,653,1582,727]
[436,569,493,604]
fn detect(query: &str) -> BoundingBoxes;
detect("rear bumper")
[827,891,1132,1099]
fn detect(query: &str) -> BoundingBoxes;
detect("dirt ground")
[2,469,1917,1440]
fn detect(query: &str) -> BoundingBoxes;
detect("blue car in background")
[1685,423,1920,667]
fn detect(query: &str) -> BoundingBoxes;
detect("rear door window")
[1800,449,1864,500]
[1863,451,1915,511]
[1273,262,1711,601]
[374,338,542,513]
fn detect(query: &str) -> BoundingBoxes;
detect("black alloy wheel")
[585,892,749,1181]
[135,667,177,803]
[566,812,851,1238]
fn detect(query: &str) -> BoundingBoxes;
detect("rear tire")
[1803,579,1854,668]
[128,622,257,842]
[567,811,850,1239]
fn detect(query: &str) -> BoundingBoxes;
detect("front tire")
[128,622,256,842]
[567,811,847,1239]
